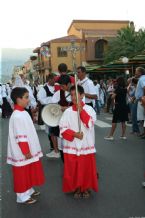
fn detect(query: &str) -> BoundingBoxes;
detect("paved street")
[1,113,145,218]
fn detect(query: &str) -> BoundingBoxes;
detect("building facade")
[33,20,130,78]
[68,20,129,64]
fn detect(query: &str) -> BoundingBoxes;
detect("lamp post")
[122,57,129,64]
[61,39,85,73]
[122,57,129,79]
[61,40,85,132]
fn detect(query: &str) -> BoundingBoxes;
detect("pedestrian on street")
[37,74,55,154]
[77,66,97,108]
[104,77,129,140]
[127,78,140,135]
[7,87,45,205]
[94,80,101,115]
[135,67,145,138]
[1,84,13,118]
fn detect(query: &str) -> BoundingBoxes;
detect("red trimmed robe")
[10,105,45,193]
[59,102,98,193]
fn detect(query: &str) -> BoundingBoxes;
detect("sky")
[0,0,145,49]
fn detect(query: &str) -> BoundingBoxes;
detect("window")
[57,47,67,57]
[95,40,107,59]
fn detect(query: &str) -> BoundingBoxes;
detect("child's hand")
[25,152,32,159]
[76,103,83,112]
[74,132,83,140]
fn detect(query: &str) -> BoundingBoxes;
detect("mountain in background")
[0,48,34,83]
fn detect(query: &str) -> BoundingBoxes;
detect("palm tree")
[104,23,145,63]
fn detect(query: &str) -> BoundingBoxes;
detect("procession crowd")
[0,63,145,204]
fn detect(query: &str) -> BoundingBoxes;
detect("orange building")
[33,20,130,78]
[42,35,86,72]
[68,20,129,64]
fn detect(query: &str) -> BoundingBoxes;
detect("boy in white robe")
[7,87,45,204]
[59,85,98,199]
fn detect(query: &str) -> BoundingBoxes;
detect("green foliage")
[104,24,145,63]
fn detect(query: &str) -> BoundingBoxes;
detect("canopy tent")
[86,53,145,80]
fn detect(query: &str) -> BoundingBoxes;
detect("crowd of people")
[1,63,145,204]
[104,67,145,140]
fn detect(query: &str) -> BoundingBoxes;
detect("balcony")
[33,62,42,71]
[33,60,51,71]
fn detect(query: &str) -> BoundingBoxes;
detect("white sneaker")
[120,136,127,140]
[46,150,60,158]
[104,136,114,140]
[142,181,145,187]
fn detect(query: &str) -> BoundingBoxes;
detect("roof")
[86,52,145,73]
[33,47,40,53]
[42,35,82,46]
[68,20,130,33]
[82,29,118,37]
[86,63,137,73]
[132,53,145,60]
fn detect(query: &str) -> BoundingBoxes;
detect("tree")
[104,23,145,63]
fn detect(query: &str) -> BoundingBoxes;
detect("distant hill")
[0,48,34,83]
[2,48,34,61]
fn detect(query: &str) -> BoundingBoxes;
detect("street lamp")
[122,57,129,79]
[61,40,85,132]
[61,39,85,73]
[125,70,129,75]
[122,57,129,64]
